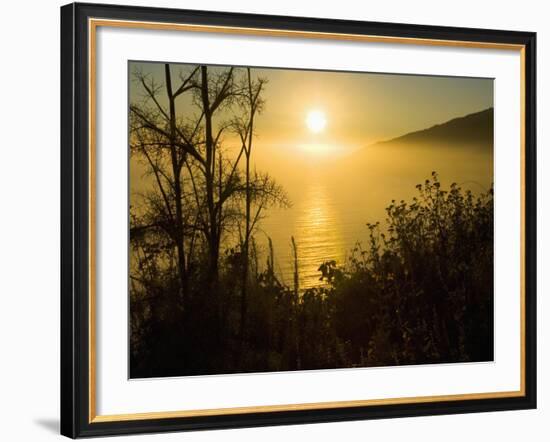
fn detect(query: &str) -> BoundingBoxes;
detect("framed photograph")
[60,2,536,438]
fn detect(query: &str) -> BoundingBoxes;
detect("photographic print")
[129,62,494,378]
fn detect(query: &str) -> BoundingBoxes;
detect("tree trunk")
[239,68,256,343]
[200,66,220,280]
[165,64,188,303]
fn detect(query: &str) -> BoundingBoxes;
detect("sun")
[306,110,327,133]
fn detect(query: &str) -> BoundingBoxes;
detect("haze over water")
[256,137,493,290]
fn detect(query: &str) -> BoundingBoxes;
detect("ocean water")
[258,171,388,290]
[260,179,351,290]
[255,147,493,290]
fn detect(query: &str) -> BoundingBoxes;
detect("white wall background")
[0,0,546,440]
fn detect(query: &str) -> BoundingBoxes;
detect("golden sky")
[130,61,493,161]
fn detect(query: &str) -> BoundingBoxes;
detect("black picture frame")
[61,2,537,438]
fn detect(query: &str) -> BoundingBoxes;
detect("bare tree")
[130,64,199,303]
[196,65,237,279]
[232,68,265,339]
[232,69,290,340]
[130,64,289,359]
[130,64,245,285]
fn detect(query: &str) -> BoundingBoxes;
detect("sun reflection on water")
[289,180,346,290]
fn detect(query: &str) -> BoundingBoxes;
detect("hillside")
[373,107,494,150]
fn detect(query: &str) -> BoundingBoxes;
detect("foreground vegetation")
[130,172,494,377]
